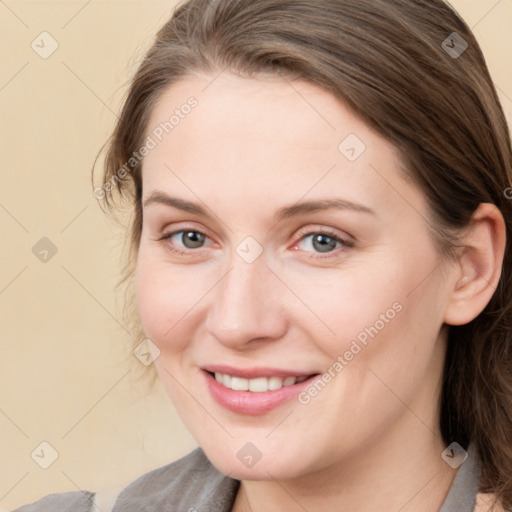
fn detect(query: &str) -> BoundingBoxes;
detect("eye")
[159,228,211,254]
[294,229,353,258]
[158,226,353,259]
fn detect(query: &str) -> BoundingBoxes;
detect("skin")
[135,72,505,512]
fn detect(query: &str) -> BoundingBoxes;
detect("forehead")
[145,72,369,154]
[140,72,426,230]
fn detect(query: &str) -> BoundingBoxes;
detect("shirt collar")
[439,442,481,512]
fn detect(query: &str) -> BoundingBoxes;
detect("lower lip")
[202,370,320,415]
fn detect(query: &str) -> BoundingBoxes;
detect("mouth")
[202,369,321,415]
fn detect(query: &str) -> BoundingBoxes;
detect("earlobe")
[443,203,506,326]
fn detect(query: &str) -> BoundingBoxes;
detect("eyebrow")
[142,191,377,222]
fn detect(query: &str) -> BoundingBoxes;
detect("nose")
[205,255,288,349]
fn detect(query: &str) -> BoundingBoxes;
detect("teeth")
[283,376,297,386]
[213,372,310,392]
[269,376,284,390]
[231,376,249,391]
[249,377,268,392]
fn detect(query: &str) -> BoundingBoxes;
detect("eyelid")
[294,225,354,244]
[159,227,212,244]
[159,221,213,240]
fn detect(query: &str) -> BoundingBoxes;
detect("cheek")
[283,260,406,344]
[135,244,220,354]
[331,267,447,415]
[135,247,192,349]
[299,250,444,377]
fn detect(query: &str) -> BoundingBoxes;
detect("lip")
[202,369,321,415]
[201,364,317,379]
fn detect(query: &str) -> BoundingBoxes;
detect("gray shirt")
[11,443,481,512]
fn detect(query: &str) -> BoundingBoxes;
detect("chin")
[202,442,312,481]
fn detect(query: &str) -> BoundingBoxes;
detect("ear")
[443,203,506,326]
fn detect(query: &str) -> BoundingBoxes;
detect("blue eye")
[297,230,351,256]
[159,227,353,259]
[160,229,210,254]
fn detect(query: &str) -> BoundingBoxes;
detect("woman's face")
[136,72,457,480]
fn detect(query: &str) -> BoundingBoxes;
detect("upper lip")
[202,364,319,379]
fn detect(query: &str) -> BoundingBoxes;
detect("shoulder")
[10,490,95,512]
[111,446,239,511]
[10,447,239,512]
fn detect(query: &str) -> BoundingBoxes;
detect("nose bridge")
[205,251,286,346]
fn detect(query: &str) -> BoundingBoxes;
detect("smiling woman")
[13,0,512,511]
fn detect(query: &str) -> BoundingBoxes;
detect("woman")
[14,0,512,510]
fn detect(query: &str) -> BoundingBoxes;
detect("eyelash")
[158,227,353,259]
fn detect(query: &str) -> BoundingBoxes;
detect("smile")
[202,370,321,415]
[211,372,312,392]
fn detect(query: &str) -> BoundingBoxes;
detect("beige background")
[0,1,511,509]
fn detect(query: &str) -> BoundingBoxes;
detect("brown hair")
[94,0,512,507]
